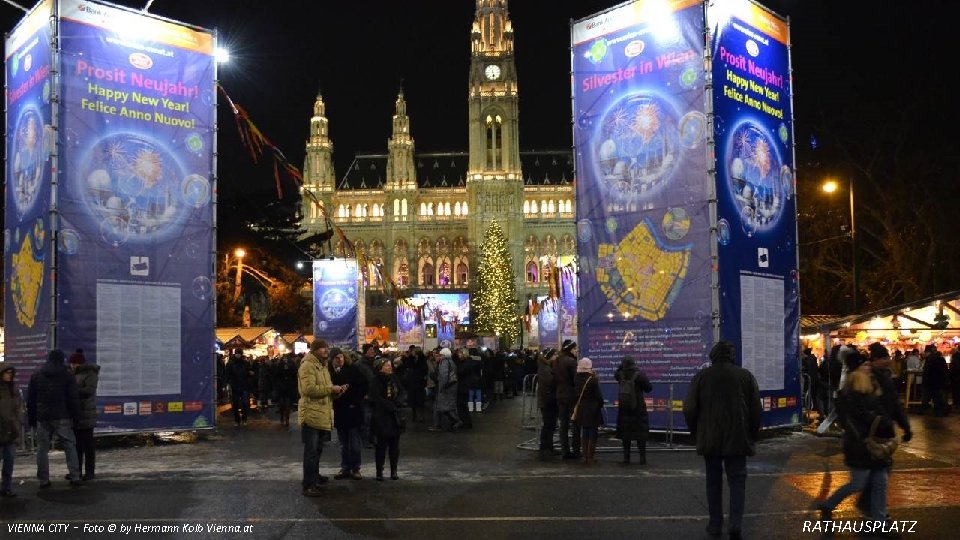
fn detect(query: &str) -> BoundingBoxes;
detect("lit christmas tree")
[473,220,519,345]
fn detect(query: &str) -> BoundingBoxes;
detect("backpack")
[618,372,638,409]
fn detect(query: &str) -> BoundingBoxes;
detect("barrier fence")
[517,381,695,453]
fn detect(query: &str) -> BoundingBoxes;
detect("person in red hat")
[69,349,100,480]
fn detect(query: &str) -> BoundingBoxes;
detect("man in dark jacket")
[536,349,559,460]
[801,348,819,413]
[615,356,653,464]
[403,347,428,422]
[455,351,481,429]
[226,352,251,426]
[357,344,378,446]
[27,349,82,487]
[329,348,368,480]
[867,343,912,441]
[683,341,760,540]
[921,344,949,416]
[553,340,581,459]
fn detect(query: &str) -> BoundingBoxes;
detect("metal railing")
[518,382,694,453]
[520,374,539,429]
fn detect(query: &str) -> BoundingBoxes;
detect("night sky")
[2,0,958,210]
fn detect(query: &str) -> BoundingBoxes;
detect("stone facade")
[300,0,575,330]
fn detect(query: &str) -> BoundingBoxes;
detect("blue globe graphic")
[725,123,785,231]
[11,106,45,220]
[594,93,680,201]
[320,288,352,320]
[81,134,190,243]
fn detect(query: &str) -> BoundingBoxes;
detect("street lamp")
[821,178,857,313]
[232,248,246,304]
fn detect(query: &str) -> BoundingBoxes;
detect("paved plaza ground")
[2,398,959,539]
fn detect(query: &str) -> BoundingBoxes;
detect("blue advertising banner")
[313,259,359,350]
[4,0,55,388]
[57,0,216,431]
[396,303,423,348]
[572,0,712,429]
[538,299,560,350]
[709,0,800,427]
[559,265,579,345]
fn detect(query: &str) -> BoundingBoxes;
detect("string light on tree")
[473,220,519,344]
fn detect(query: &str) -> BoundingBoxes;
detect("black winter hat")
[867,342,889,360]
[561,340,577,352]
[47,349,66,364]
[845,351,868,371]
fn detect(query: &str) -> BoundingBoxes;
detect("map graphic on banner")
[573,0,713,430]
[4,0,54,387]
[55,0,216,432]
[709,0,800,427]
[313,259,359,350]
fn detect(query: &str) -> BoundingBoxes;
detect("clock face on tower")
[484,64,501,80]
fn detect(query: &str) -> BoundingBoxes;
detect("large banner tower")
[572,0,799,430]
[4,0,217,432]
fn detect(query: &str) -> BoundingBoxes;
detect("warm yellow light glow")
[234,248,246,259]
[822,180,839,193]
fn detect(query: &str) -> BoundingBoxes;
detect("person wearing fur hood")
[0,364,24,496]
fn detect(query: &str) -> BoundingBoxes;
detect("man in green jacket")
[298,339,345,497]
[683,341,761,540]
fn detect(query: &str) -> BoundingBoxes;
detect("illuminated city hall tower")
[299,0,576,336]
[467,0,525,285]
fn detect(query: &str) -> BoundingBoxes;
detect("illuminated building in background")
[300,0,575,330]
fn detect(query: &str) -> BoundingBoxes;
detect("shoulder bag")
[570,375,593,422]
[865,415,898,460]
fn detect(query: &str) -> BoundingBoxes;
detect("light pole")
[232,248,246,304]
[822,179,857,313]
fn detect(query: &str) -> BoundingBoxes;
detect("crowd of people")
[0,334,937,539]
[802,342,960,422]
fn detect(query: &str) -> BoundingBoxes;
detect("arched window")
[544,235,558,255]
[394,258,409,287]
[486,113,503,170]
[531,200,539,214]
[420,258,435,287]
[548,200,556,213]
[420,202,427,216]
[455,258,469,285]
[445,202,451,216]
[453,236,468,255]
[418,237,433,257]
[526,261,539,283]
[393,199,400,221]
[438,258,452,286]
[401,199,408,216]
[565,200,573,213]
[523,200,530,214]
[428,202,435,216]
[561,234,575,256]
[355,203,362,217]
[455,202,462,216]
[463,202,469,215]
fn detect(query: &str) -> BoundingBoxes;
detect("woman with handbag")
[573,358,604,465]
[815,351,895,521]
[370,357,406,481]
